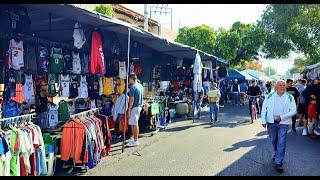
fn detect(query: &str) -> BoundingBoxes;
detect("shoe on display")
[313,130,320,136]
[126,140,139,147]
[302,128,308,136]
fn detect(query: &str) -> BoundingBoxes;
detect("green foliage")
[264,66,277,76]
[260,4,320,61]
[94,5,115,17]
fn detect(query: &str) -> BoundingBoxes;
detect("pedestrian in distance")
[261,80,297,173]
[207,82,221,124]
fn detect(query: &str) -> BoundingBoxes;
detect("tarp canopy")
[239,71,258,81]
[226,69,245,81]
[16,4,227,66]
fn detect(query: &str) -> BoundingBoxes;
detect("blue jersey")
[37,46,48,73]
[81,53,89,74]
[63,50,73,73]
[3,101,20,118]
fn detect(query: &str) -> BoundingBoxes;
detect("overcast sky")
[122,4,296,75]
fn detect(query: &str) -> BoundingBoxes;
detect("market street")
[81,104,320,176]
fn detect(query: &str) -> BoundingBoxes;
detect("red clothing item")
[20,157,27,176]
[89,31,105,75]
[308,104,318,119]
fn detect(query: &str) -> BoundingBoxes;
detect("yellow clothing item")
[116,79,125,95]
[103,77,114,95]
[207,89,221,103]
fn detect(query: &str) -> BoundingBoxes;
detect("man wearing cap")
[207,82,221,124]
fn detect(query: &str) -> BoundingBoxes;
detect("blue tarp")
[226,69,245,81]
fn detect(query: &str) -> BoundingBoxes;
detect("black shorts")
[298,104,306,115]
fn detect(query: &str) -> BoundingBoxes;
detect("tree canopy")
[260,4,320,65]
[264,66,277,76]
[94,5,115,17]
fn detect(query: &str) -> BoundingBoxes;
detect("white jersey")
[119,61,127,79]
[78,75,88,98]
[23,74,35,104]
[9,39,24,70]
[60,74,70,98]
[73,22,86,49]
[48,104,59,128]
[99,77,103,96]
[72,52,81,74]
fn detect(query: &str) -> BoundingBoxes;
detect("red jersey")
[308,104,318,119]
[89,31,105,75]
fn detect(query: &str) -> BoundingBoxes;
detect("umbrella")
[193,52,202,123]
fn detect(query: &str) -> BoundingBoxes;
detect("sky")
[122,4,295,75]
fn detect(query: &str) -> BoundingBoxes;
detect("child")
[307,95,320,136]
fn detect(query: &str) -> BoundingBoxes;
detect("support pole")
[122,28,131,153]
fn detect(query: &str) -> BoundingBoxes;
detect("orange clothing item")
[116,79,125,95]
[60,120,88,164]
[11,83,25,104]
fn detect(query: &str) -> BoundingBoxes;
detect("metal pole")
[268,59,271,77]
[122,28,131,153]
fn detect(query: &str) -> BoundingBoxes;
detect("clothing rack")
[63,107,101,174]
[0,113,36,123]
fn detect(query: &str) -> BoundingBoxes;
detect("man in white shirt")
[261,80,297,173]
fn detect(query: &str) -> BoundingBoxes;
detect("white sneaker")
[220,105,224,108]
[126,136,134,143]
[302,128,308,136]
[313,130,320,136]
[126,140,139,147]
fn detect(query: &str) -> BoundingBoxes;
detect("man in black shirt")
[302,77,320,119]
[286,79,300,133]
[247,80,262,115]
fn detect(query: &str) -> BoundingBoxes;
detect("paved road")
[86,104,320,176]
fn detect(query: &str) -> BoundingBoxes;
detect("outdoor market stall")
[0,4,227,176]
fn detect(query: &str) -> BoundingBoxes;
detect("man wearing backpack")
[261,80,297,173]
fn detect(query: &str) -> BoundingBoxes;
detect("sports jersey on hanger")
[23,73,35,105]
[72,51,81,74]
[73,22,86,49]
[50,47,63,74]
[78,75,88,98]
[34,74,47,98]
[6,69,17,100]
[21,102,30,115]
[3,100,20,118]
[89,31,105,75]
[59,100,69,122]
[99,76,103,96]
[59,74,70,98]
[37,46,48,73]
[11,83,25,104]
[69,75,79,99]
[67,102,75,116]
[118,61,126,79]
[88,75,100,100]
[102,77,114,96]
[48,74,57,97]
[63,50,73,73]
[48,103,58,128]
[116,79,125,95]
[24,43,38,72]
[81,53,89,74]
[9,39,24,70]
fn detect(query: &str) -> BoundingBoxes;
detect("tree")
[260,4,320,64]
[94,5,115,17]
[175,25,216,54]
[264,66,277,76]
[241,60,264,72]
[289,57,311,74]
[175,22,266,67]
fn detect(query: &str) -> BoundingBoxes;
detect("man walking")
[261,80,297,173]
[231,79,240,105]
[285,79,300,133]
[126,74,144,147]
[207,83,221,124]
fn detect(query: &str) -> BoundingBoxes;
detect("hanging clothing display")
[72,51,81,75]
[63,50,73,73]
[24,43,38,72]
[78,75,88,98]
[102,77,114,96]
[36,45,48,73]
[59,74,70,98]
[89,31,105,75]
[50,47,64,74]
[99,77,103,96]
[48,103,59,128]
[116,79,125,95]
[11,83,25,104]
[47,74,57,97]
[9,39,24,70]
[88,75,100,100]
[6,70,17,101]
[73,22,86,49]
[81,53,89,74]
[58,100,69,122]
[2,100,20,118]
[112,94,128,122]
[203,61,213,80]
[67,101,76,116]
[69,75,79,99]
[23,74,35,105]
[118,61,126,79]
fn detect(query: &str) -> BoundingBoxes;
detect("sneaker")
[219,105,224,108]
[126,136,134,143]
[126,140,139,147]
[214,119,218,122]
[302,128,308,136]
[275,164,284,173]
[313,130,320,136]
[292,128,297,133]
[210,121,214,124]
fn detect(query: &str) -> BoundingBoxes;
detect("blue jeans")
[209,103,219,121]
[193,100,202,118]
[232,92,239,105]
[267,123,289,166]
